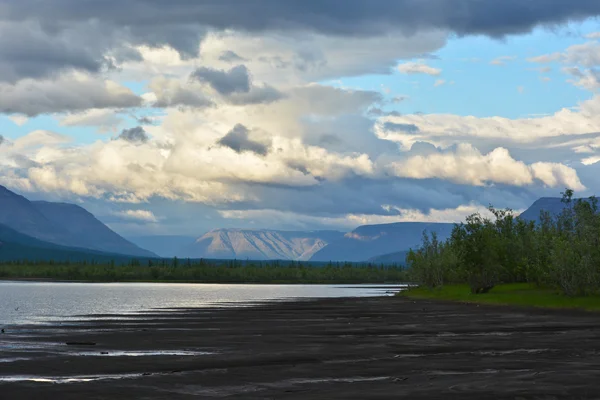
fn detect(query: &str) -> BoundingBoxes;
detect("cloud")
[6,1,600,43]
[59,109,124,132]
[387,144,585,190]
[219,50,246,63]
[382,122,420,133]
[11,130,71,151]
[434,79,446,87]
[0,135,4,146]
[218,203,497,229]
[375,95,600,150]
[586,32,600,39]
[191,65,251,95]
[0,0,598,84]
[527,53,562,63]
[490,55,517,66]
[217,124,271,156]
[148,76,214,109]
[0,73,141,116]
[8,115,28,126]
[398,62,441,76]
[563,66,600,90]
[113,209,158,222]
[116,126,149,143]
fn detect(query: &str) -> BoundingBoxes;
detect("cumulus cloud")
[375,95,600,150]
[113,209,158,222]
[388,144,585,190]
[0,73,141,116]
[191,65,251,95]
[219,50,246,63]
[116,126,149,143]
[217,124,271,156]
[527,41,600,91]
[148,76,214,108]
[59,109,124,132]
[563,66,600,90]
[219,203,501,229]
[398,62,441,76]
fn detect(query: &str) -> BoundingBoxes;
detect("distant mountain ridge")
[310,222,455,262]
[0,185,155,257]
[180,229,345,260]
[518,197,584,222]
[128,235,196,258]
[0,222,149,262]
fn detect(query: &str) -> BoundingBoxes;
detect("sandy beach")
[2,296,600,399]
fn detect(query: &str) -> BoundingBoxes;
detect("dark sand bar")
[2,296,600,399]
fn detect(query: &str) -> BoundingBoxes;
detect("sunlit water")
[0,281,404,326]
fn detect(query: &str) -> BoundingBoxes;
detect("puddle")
[429,369,531,376]
[0,358,31,363]
[0,373,143,384]
[73,350,213,357]
[475,348,551,356]
[284,376,391,384]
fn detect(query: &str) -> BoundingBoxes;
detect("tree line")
[407,190,600,296]
[0,259,406,284]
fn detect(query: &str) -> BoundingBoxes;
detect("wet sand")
[2,296,600,399]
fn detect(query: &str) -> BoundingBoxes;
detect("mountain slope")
[310,222,455,262]
[368,250,410,265]
[0,186,71,244]
[518,197,576,222]
[32,201,155,257]
[0,222,141,262]
[180,229,345,260]
[127,235,196,258]
[0,185,155,257]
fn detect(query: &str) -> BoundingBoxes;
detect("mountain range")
[179,229,345,261]
[0,185,155,258]
[0,184,582,264]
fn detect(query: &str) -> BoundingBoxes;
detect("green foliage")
[0,259,406,284]
[401,283,600,311]
[406,189,600,297]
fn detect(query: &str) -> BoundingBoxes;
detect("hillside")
[518,197,574,222]
[0,223,140,263]
[0,185,155,257]
[33,201,155,257]
[179,229,345,260]
[368,250,410,265]
[310,222,454,262]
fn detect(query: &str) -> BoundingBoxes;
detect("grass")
[400,283,600,311]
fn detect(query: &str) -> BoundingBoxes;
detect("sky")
[1,1,600,237]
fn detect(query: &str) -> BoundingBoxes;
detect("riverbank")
[2,296,600,398]
[401,283,600,311]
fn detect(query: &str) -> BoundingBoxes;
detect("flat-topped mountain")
[179,229,345,260]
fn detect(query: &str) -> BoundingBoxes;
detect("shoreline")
[0,277,408,285]
[2,296,600,398]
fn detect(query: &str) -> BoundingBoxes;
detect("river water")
[0,281,404,326]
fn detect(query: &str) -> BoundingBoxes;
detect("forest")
[0,259,406,284]
[407,189,600,297]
